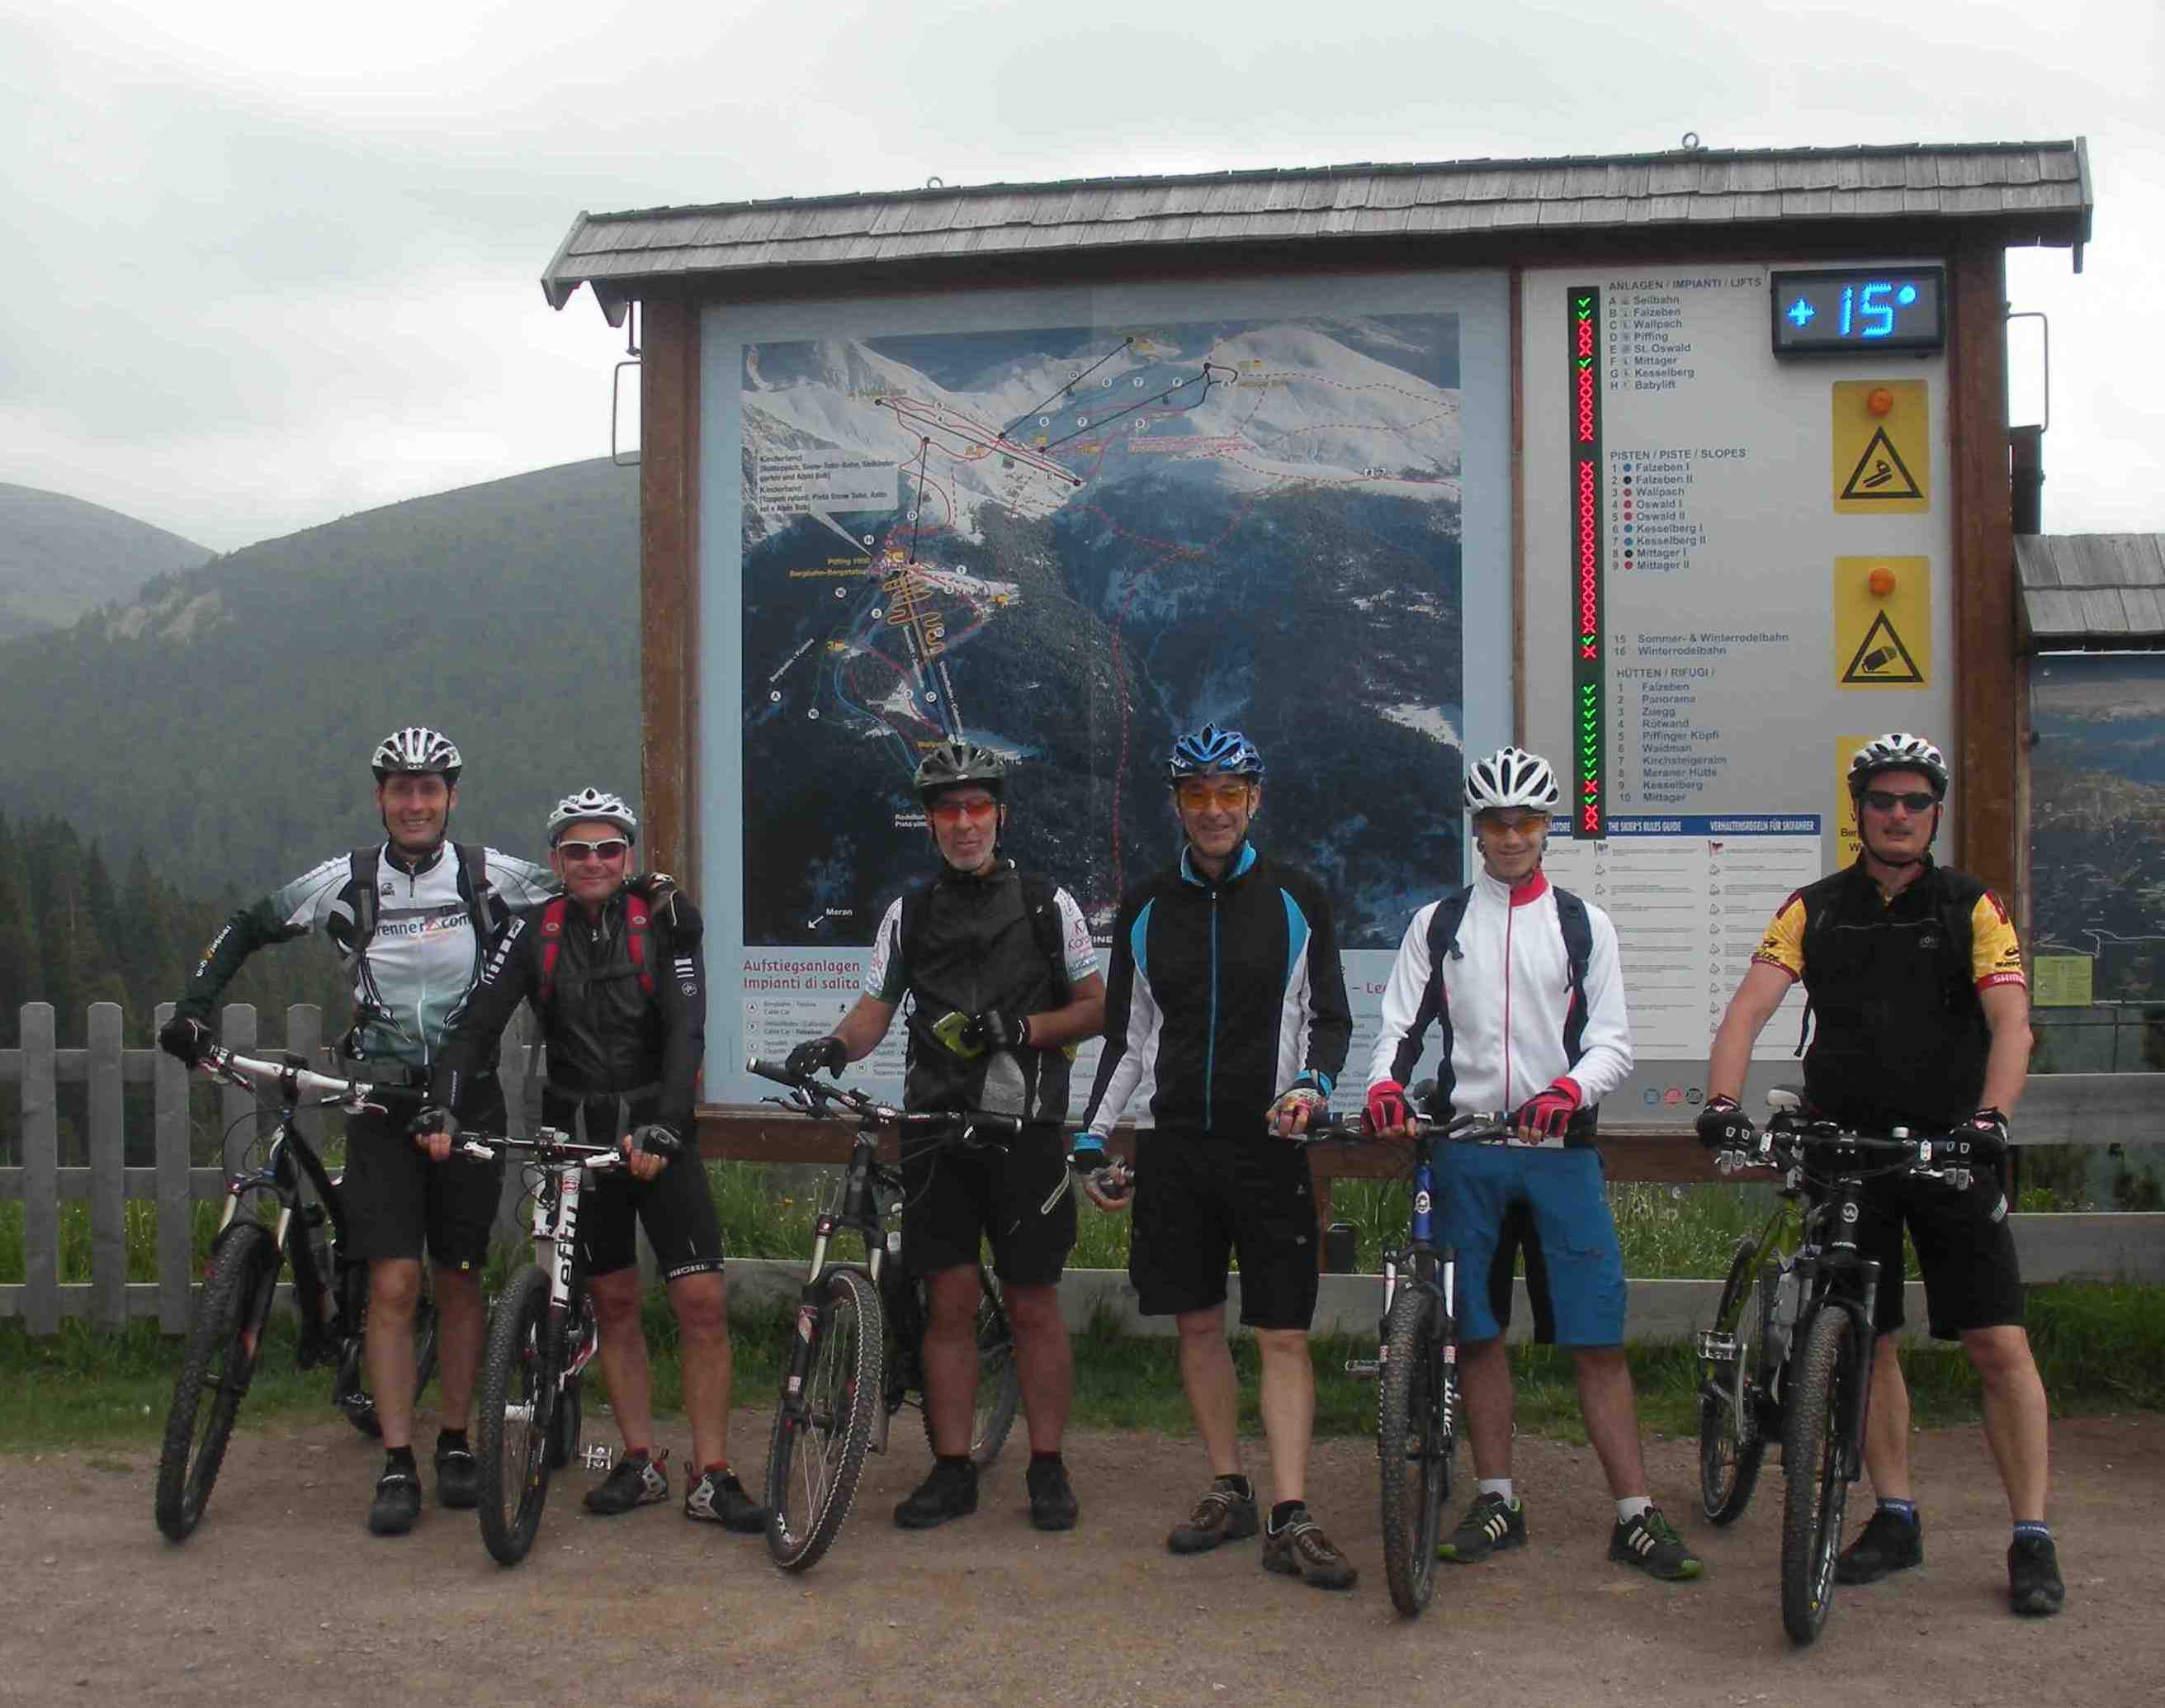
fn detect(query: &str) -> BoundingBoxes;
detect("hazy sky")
[3,0,2158,551]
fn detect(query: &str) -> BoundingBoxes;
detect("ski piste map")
[740,313,1469,970]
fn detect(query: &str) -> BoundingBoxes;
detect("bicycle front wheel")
[1699,1238,1769,1525]
[475,1266,560,1568]
[1780,1307,1854,1644]
[765,1267,884,1573]
[919,1266,1023,1469]
[156,1222,279,1541]
[1378,1284,1455,1617]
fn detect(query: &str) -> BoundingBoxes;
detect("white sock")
[1479,1478,1515,1505]
[1616,1495,1652,1523]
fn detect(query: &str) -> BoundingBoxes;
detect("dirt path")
[5,1411,2160,1707]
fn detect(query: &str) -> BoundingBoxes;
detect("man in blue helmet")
[1074,722,1357,1591]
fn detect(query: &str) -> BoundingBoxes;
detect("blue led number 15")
[1839,282,1900,339]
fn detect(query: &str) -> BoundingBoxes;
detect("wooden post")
[218,1005,258,1157]
[640,292,703,890]
[21,1004,59,1335]
[287,1005,324,1152]
[154,1001,195,1333]
[87,1002,126,1329]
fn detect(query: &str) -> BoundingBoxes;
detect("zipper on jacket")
[1205,887,1221,1130]
[1501,897,1514,1108]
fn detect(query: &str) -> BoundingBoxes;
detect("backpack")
[1425,882,1595,1062]
[347,841,498,955]
[536,890,655,1005]
[897,868,1074,1012]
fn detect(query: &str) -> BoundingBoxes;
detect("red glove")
[1514,1077,1582,1139]
[1365,1079,1411,1136]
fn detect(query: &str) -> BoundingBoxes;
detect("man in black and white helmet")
[1702,732,2060,1617]
[1366,746,1702,1583]
[419,788,765,1536]
[158,726,557,1537]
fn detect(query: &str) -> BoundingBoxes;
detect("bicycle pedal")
[1697,1332,1737,1362]
[1344,1359,1382,1379]
[580,1443,617,1472]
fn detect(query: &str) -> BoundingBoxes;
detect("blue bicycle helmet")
[1166,722,1264,784]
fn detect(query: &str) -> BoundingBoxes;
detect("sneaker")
[366,1467,421,1535]
[584,1449,669,1516]
[1027,1459,1079,1532]
[894,1459,977,1530]
[684,1468,768,1534]
[433,1439,479,1510]
[1610,1506,1703,1581]
[1166,1480,1260,1554]
[2008,1533,2066,1617]
[1438,1491,1527,1563]
[1835,1505,1924,1584]
[1262,1507,1359,1591]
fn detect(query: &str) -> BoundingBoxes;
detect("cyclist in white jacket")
[1364,746,1701,1583]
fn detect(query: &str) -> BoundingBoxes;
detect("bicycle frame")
[507,1139,613,1412]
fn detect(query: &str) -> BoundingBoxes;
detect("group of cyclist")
[157,716,2061,1619]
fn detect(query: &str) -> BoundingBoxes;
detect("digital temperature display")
[1770,267,1945,355]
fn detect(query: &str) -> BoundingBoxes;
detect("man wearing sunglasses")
[421,788,767,1537]
[784,740,1105,1534]
[1365,745,1700,1583]
[1073,722,1358,1591]
[1700,731,2060,1618]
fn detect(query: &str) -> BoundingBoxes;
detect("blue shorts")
[1439,1145,1625,1347]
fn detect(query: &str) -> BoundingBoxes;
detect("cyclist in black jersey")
[158,727,556,1536]
[419,788,765,1534]
[784,742,1105,1533]
[1074,724,1359,1591]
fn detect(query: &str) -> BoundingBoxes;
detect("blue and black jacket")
[1079,842,1350,1136]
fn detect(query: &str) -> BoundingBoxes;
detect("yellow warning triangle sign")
[1841,426,1923,502]
[1842,610,1923,684]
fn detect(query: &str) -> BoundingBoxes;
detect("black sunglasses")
[1862,789,1937,815]
[556,837,631,862]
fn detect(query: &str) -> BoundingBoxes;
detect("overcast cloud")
[2,0,2158,551]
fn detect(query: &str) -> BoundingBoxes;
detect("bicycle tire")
[1377,1284,1454,1617]
[765,1267,884,1573]
[919,1266,1023,1469]
[1699,1238,1770,1526]
[1780,1307,1853,1645]
[475,1266,560,1568]
[155,1222,278,1542]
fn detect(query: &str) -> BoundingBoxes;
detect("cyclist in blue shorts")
[1365,746,1700,1582]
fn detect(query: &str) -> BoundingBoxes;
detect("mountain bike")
[466,1128,623,1566]
[746,1057,1028,1573]
[1695,1090,1997,1644]
[1300,1102,1512,1617]
[155,1047,429,1541]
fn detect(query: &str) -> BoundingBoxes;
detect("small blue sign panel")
[1770,266,1946,355]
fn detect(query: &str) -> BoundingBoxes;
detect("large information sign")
[704,275,1514,1102]
[1525,265,1955,1114]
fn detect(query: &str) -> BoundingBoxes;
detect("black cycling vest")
[1797,859,1990,1132]
[898,863,1071,1125]
[537,892,669,1108]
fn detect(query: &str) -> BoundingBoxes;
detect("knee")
[368,1261,421,1318]
[589,1270,644,1327]
[1003,1284,1064,1339]
[1962,1327,2036,1386]
[670,1275,727,1342]
[1175,1307,1227,1345]
[1252,1327,1309,1363]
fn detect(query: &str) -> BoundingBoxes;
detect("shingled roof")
[544,139,2092,315]
[2018,533,2165,649]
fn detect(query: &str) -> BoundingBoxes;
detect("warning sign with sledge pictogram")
[1832,556,1931,688]
[1841,611,1924,683]
[1832,380,1931,514]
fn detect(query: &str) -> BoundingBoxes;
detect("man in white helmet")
[160,726,557,1536]
[1365,745,1701,1583]
[1700,732,2059,1617]
[420,788,764,1535]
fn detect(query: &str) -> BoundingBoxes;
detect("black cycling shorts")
[899,1124,1075,1288]
[1128,1128,1319,1331]
[1849,1166,2024,1340]
[578,1150,726,1282]
[339,1076,507,1271]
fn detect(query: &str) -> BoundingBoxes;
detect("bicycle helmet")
[913,740,1006,801]
[1464,746,1561,815]
[1847,732,1949,800]
[1165,722,1264,784]
[371,726,462,784]
[546,787,638,845]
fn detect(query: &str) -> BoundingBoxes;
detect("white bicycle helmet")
[371,726,462,783]
[1464,746,1561,815]
[546,787,638,845]
[1847,732,1949,799]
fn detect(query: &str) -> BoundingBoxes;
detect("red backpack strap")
[537,896,569,1004]
[624,892,653,996]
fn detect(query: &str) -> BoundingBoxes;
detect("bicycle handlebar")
[745,1056,1025,1144]
[197,1045,423,1114]
[1714,1116,2002,1184]
[456,1129,627,1171]
[1294,1110,1516,1147]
